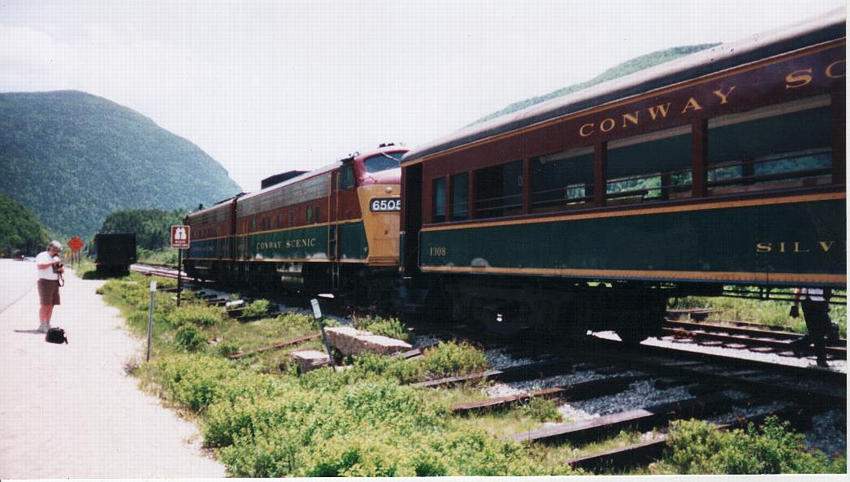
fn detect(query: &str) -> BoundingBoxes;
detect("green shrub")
[519,397,563,422]
[242,299,271,318]
[421,341,488,379]
[148,354,284,412]
[353,316,410,342]
[167,304,224,327]
[175,325,208,352]
[215,341,240,358]
[350,353,424,384]
[658,417,845,474]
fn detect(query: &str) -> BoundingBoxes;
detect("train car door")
[328,170,339,261]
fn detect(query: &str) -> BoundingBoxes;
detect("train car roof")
[187,199,235,218]
[402,8,846,166]
[237,145,409,203]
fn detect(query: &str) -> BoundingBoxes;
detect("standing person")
[789,287,832,367]
[35,241,64,333]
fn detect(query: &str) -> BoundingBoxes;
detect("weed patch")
[353,315,410,342]
[242,299,271,318]
[654,417,845,474]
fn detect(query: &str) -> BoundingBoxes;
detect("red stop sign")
[68,236,84,252]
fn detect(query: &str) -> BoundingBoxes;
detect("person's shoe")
[37,323,49,333]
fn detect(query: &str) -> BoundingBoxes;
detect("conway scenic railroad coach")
[400,10,846,342]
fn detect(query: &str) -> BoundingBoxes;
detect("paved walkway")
[0,259,225,478]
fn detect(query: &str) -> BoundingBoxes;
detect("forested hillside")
[0,90,241,237]
[0,193,50,256]
[471,44,719,126]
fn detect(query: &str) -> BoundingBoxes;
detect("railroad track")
[146,282,847,472]
[662,318,846,359]
[410,333,845,472]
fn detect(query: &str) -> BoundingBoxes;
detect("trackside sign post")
[170,225,191,306]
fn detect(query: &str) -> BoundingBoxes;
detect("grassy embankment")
[98,273,843,476]
[671,289,846,338]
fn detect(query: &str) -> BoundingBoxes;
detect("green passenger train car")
[400,9,846,341]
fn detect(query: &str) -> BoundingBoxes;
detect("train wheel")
[616,325,651,345]
[615,296,666,344]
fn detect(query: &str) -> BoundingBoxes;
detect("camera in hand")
[52,261,64,274]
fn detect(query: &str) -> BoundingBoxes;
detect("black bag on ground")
[46,327,68,344]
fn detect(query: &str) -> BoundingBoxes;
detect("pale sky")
[1,0,845,191]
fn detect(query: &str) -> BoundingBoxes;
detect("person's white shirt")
[35,251,59,281]
[800,287,826,302]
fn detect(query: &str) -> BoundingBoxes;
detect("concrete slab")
[291,349,331,372]
[325,326,412,356]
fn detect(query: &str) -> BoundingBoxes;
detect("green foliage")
[99,278,574,477]
[657,417,845,474]
[421,341,489,379]
[145,354,283,412]
[215,341,240,358]
[0,90,241,237]
[519,397,563,423]
[350,353,424,384]
[671,290,846,338]
[100,209,186,251]
[137,248,179,265]
[472,44,718,126]
[175,325,208,352]
[353,315,410,342]
[242,299,271,318]
[0,193,50,256]
[167,304,224,327]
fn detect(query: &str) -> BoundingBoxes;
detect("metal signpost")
[310,298,336,370]
[146,280,157,361]
[170,225,191,307]
[68,236,84,267]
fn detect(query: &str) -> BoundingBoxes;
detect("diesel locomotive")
[399,9,846,341]
[184,144,408,299]
[184,10,845,342]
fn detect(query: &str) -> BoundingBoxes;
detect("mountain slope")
[0,193,50,256]
[0,90,241,237]
[471,44,719,126]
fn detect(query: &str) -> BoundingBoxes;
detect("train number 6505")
[370,197,401,212]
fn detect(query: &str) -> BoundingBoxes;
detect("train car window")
[473,160,523,218]
[451,172,469,221]
[314,206,320,223]
[432,177,447,223]
[306,206,314,224]
[531,147,593,212]
[606,126,692,205]
[340,164,356,190]
[363,152,403,173]
[707,97,832,195]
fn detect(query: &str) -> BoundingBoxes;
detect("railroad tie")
[511,392,735,444]
[451,375,646,415]
[228,332,321,360]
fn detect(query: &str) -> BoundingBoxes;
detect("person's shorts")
[37,279,60,306]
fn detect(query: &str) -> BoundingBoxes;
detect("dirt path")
[0,259,226,478]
